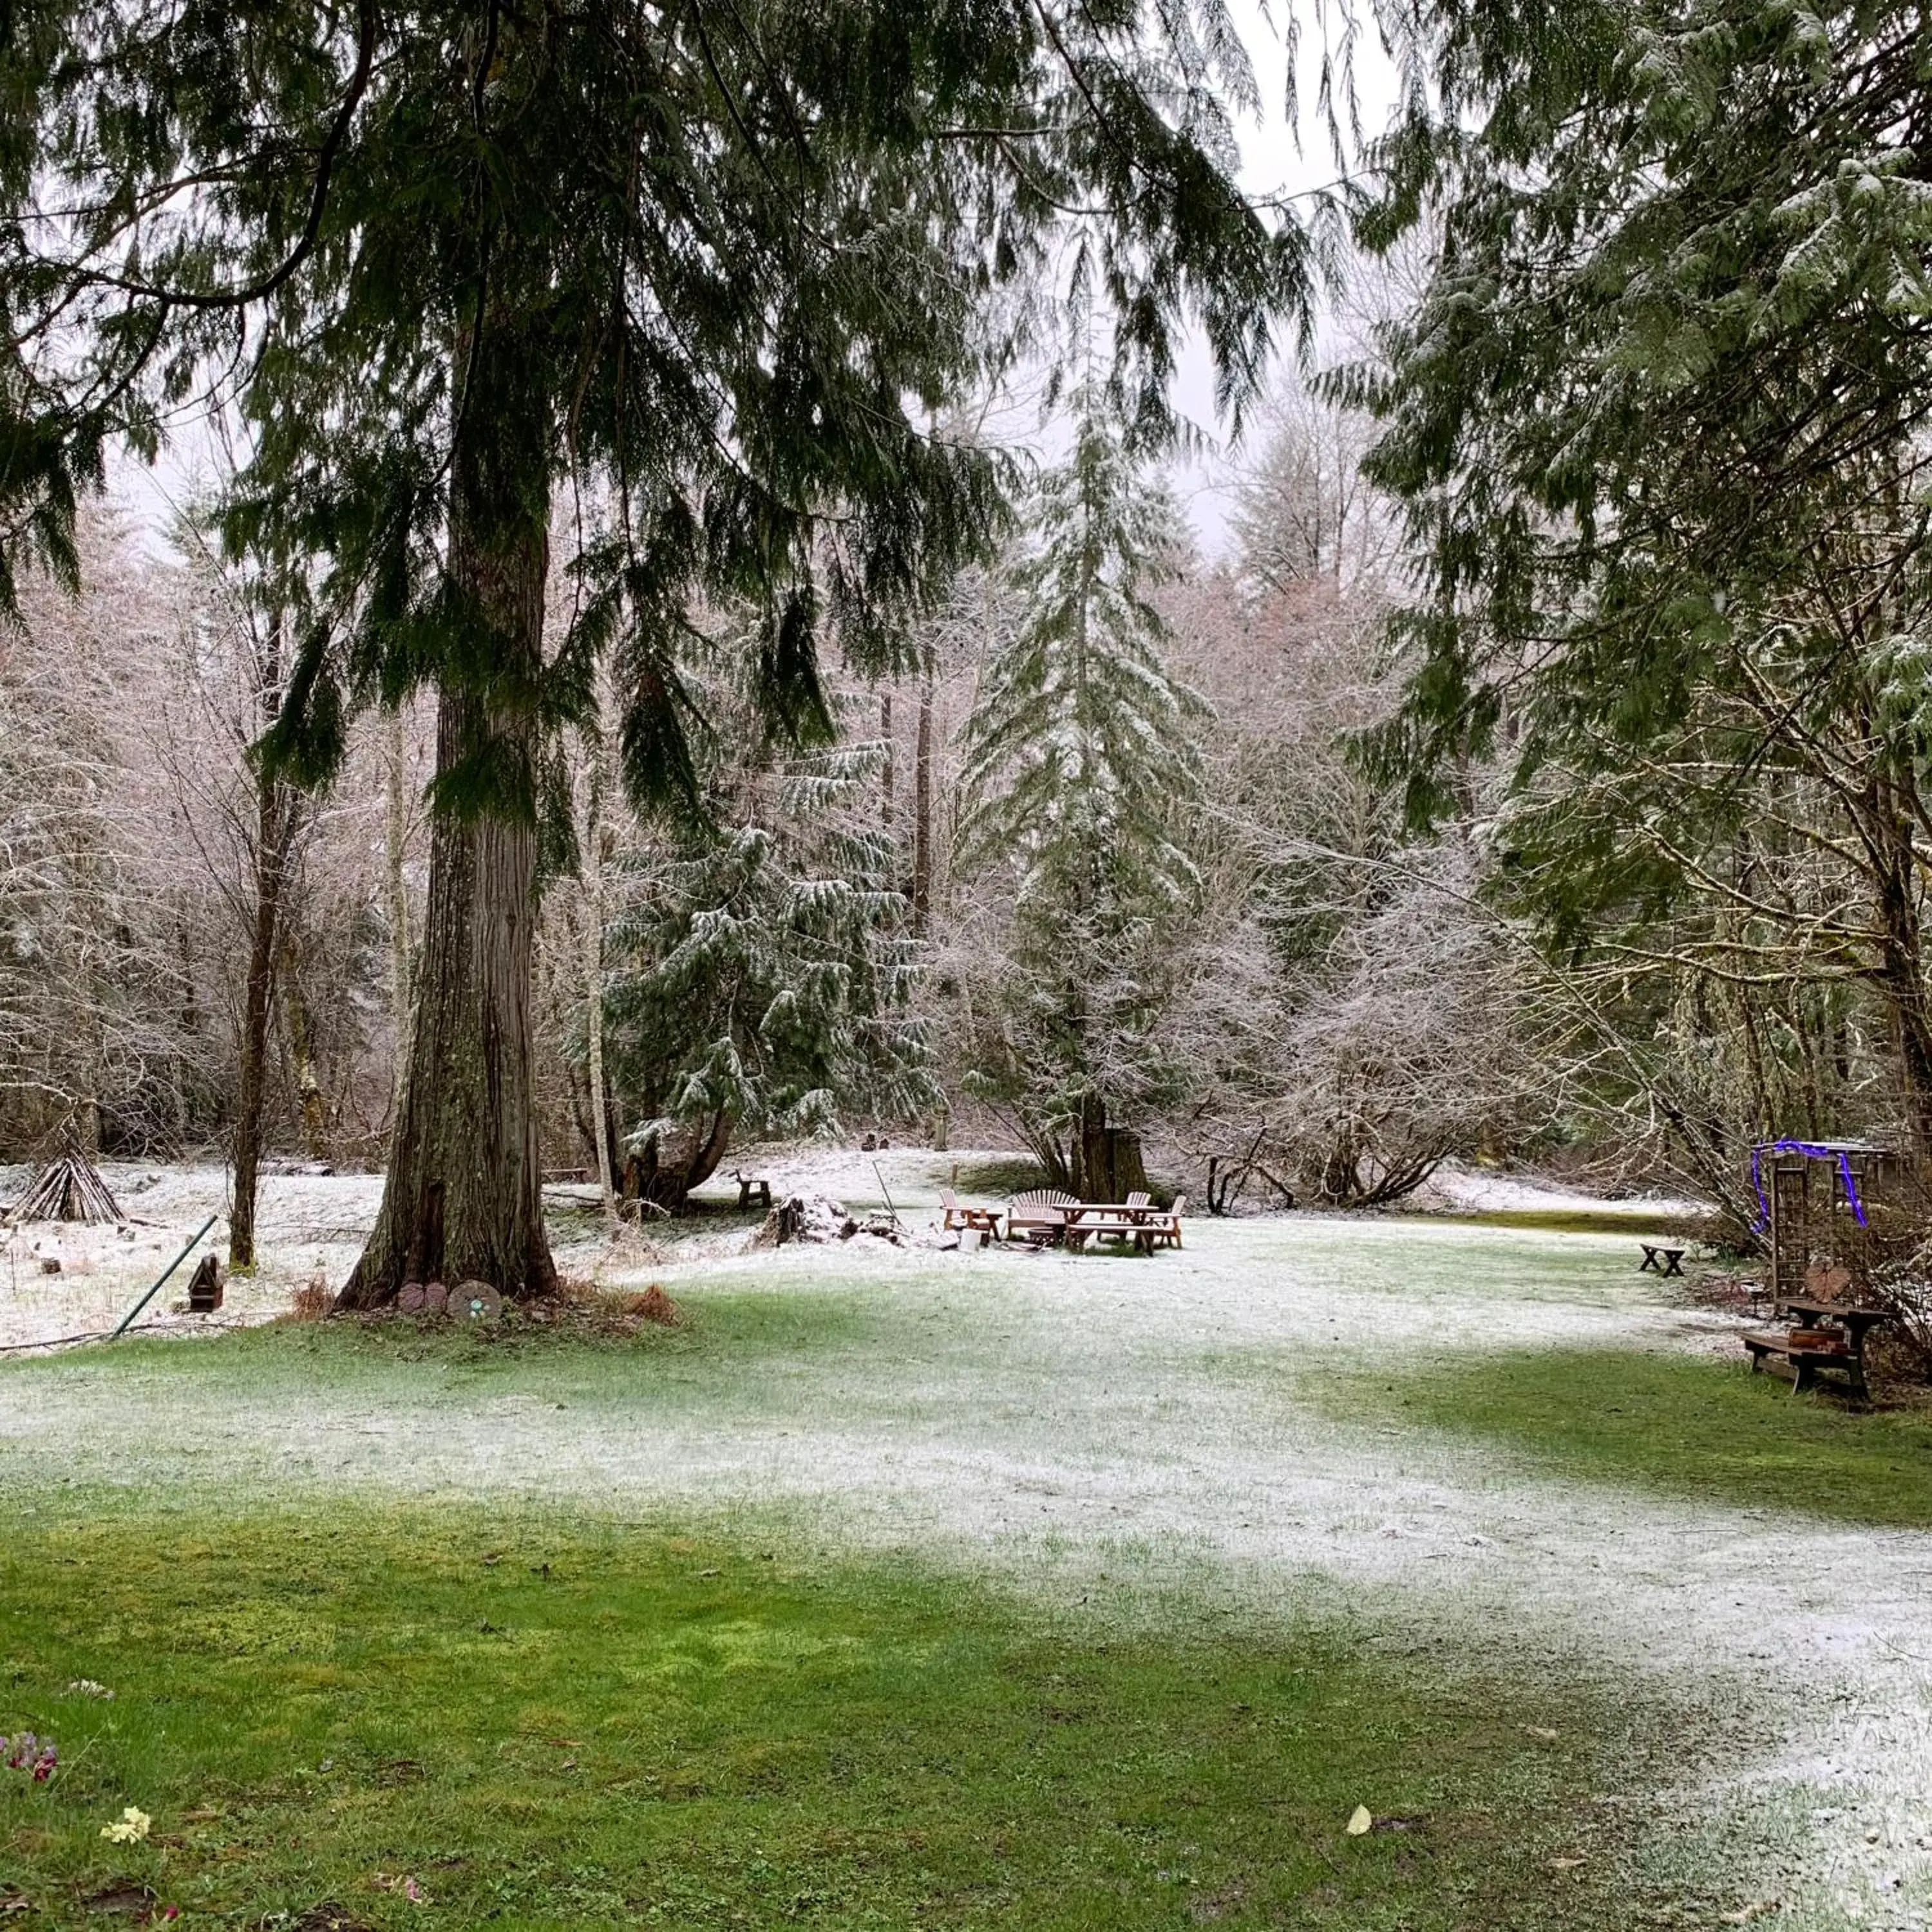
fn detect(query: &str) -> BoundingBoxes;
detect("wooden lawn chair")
[1006,1189,1078,1244]
[941,1188,1001,1244]
[1150,1195,1187,1249]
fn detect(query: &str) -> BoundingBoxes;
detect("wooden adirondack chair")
[941,1188,1002,1244]
[1006,1189,1078,1243]
[1150,1195,1187,1249]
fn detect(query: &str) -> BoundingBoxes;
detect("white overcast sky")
[1169,0,1400,552]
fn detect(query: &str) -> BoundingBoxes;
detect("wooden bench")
[1743,1329,1869,1397]
[1743,1299,1888,1397]
[1063,1207,1156,1255]
[1006,1189,1077,1245]
[733,1171,772,1210]
[1638,1243,1685,1277]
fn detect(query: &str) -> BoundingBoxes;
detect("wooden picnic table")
[1061,1202,1162,1255]
[1742,1298,1888,1397]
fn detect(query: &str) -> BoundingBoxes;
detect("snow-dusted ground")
[1,1150,1927,1925]
[1418,1157,1705,1218]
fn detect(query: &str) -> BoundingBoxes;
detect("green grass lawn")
[0,1489,1707,1931]
[1344,1346,1932,1528]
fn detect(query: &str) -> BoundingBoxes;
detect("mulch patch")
[327,1280,685,1344]
[290,1907,377,1932]
[79,1882,160,1918]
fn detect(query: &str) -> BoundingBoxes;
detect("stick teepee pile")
[6,1146,122,1224]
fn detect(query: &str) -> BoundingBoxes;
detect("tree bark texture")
[1871,795,1932,1155]
[231,612,293,1272]
[1069,1092,1147,1200]
[620,1109,731,1210]
[339,332,557,1305]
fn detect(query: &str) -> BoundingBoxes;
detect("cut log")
[453,1280,502,1323]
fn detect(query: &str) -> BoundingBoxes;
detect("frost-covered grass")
[3,1168,1931,1926]
[0,1492,1710,1931]
[1331,1347,1932,1529]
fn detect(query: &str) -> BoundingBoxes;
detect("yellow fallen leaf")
[1345,1805,1373,1836]
[1522,1725,1560,1743]
[1550,1855,1587,1871]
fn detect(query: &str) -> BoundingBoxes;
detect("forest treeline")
[8,366,1919,1227]
[3,0,1929,1253]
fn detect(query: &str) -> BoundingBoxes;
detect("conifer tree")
[958,391,1205,1193]
[600,658,934,1208]
[1353,0,1932,1150]
[1,1,1303,1300]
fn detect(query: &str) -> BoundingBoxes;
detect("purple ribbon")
[1749,1139,1870,1233]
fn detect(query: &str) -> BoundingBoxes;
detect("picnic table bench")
[1063,1200,1162,1255]
[1742,1298,1887,1397]
[1638,1242,1685,1277]
[1020,1190,1182,1252]
[733,1171,772,1210]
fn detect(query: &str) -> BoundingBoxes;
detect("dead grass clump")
[287,1277,330,1321]
[625,1283,683,1327]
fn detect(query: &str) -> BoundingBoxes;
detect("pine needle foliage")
[603,654,936,1165]
[1347,0,1932,1146]
[0,0,1305,799]
[958,390,1206,1144]
[1354,0,1932,839]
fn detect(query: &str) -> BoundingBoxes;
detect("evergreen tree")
[600,659,934,1208]
[958,393,1205,1194]
[1352,0,1932,1151]
[1,1,1305,1300]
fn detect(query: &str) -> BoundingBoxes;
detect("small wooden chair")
[940,1188,1001,1245]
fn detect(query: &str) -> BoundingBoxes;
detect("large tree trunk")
[1873,829,1932,1155]
[339,336,556,1307]
[1070,1092,1146,1201]
[620,1110,732,1211]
